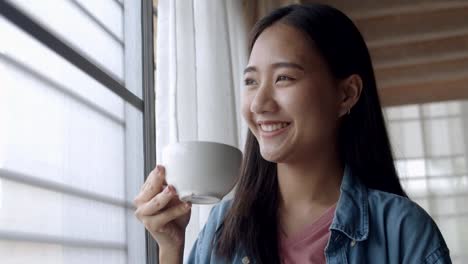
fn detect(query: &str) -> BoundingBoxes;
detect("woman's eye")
[276,75,294,82]
[244,78,257,86]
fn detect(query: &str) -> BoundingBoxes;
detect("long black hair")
[214,3,407,263]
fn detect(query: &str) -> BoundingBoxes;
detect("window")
[0,0,155,263]
[386,101,468,263]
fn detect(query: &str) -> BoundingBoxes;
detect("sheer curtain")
[155,0,249,260]
[385,101,468,263]
[0,0,146,263]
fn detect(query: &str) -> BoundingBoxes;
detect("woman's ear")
[338,74,363,117]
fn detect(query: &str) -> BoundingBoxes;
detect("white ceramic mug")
[161,141,242,204]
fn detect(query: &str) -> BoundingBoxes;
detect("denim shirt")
[186,166,451,263]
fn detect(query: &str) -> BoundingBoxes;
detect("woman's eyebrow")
[272,62,305,71]
[243,62,305,74]
[244,66,257,74]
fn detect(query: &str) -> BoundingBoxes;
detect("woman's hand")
[134,165,192,253]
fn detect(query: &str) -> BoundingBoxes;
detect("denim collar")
[330,165,369,241]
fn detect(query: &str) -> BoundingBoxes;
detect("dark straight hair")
[214,3,407,263]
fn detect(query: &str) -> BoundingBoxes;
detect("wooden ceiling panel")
[302,0,468,106]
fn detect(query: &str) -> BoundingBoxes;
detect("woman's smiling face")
[241,22,342,163]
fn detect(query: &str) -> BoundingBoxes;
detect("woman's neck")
[277,153,343,213]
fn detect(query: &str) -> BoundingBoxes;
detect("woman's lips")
[258,122,291,138]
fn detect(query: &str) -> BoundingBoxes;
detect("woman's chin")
[260,147,288,163]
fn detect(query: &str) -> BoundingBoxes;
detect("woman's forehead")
[248,23,317,68]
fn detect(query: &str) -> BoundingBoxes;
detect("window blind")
[0,0,152,263]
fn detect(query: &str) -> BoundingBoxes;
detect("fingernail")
[163,187,170,194]
[184,202,192,209]
[156,165,162,171]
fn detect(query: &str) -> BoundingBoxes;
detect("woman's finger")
[134,165,167,206]
[136,185,177,216]
[142,202,192,232]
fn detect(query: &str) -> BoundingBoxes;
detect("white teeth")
[260,122,289,132]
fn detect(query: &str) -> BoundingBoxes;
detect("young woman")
[134,4,451,264]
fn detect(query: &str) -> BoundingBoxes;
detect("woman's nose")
[250,85,278,114]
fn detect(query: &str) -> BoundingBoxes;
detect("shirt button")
[242,256,250,264]
[350,240,357,247]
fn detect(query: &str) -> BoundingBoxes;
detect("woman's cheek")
[241,95,253,123]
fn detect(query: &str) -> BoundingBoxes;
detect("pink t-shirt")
[279,205,336,264]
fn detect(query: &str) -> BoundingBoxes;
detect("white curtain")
[155,0,249,260]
